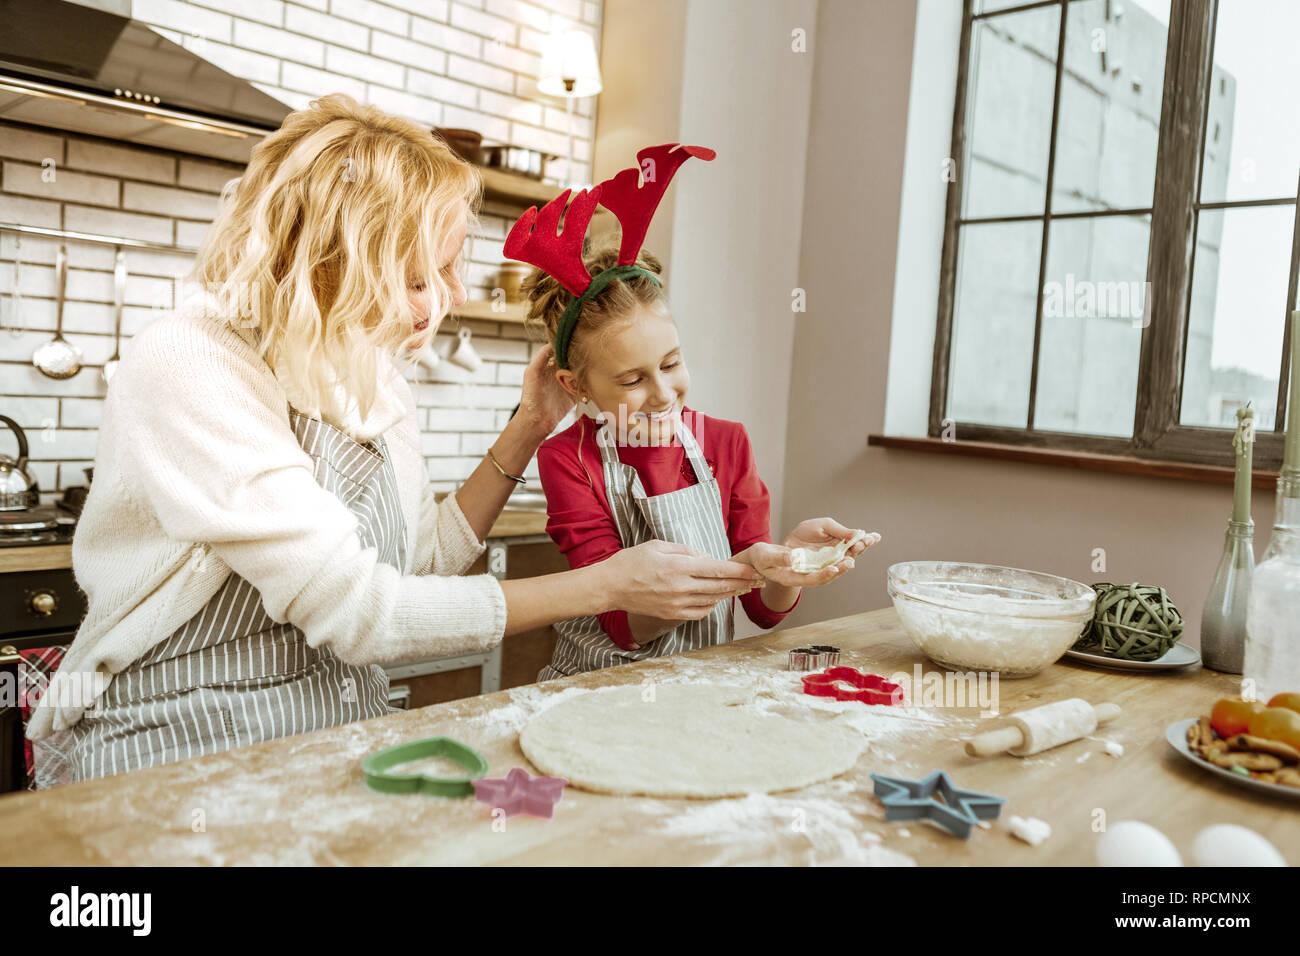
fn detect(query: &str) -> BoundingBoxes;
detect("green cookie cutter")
[361,736,489,797]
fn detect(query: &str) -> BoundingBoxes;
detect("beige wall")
[591,0,687,275]
[778,0,1275,649]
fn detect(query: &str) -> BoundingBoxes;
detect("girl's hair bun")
[521,239,666,375]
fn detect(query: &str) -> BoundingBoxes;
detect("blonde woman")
[26,94,761,782]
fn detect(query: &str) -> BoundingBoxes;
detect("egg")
[1191,824,1286,867]
[1096,820,1182,867]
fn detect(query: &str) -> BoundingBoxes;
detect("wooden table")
[0,609,1293,866]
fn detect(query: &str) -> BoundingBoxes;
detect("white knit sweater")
[28,297,507,738]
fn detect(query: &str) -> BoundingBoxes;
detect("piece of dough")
[790,530,873,573]
[519,684,867,798]
[1008,815,1052,846]
[1001,698,1096,756]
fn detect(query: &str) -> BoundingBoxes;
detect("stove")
[1,489,86,791]
[0,503,76,547]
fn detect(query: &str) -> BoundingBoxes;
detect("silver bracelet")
[487,448,527,485]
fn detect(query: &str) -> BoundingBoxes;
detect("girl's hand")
[600,540,764,621]
[781,518,880,585]
[740,541,847,589]
[784,517,878,559]
[515,343,574,440]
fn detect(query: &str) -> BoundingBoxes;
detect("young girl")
[507,143,877,679]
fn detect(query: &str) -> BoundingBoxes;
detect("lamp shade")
[537,29,603,97]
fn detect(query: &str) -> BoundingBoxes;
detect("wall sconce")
[538,29,603,188]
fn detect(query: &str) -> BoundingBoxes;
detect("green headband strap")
[554,265,662,369]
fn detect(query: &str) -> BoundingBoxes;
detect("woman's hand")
[455,343,571,541]
[513,343,574,441]
[598,540,764,621]
[731,542,795,587]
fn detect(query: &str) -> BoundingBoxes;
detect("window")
[932,0,1299,469]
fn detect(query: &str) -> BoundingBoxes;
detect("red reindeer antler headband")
[503,143,716,369]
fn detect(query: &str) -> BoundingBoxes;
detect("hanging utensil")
[4,236,25,339]
[32,245,82,379]
[102,247,126,385]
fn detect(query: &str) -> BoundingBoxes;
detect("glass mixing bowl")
[887,562,1097,678]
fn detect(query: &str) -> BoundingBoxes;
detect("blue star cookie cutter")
[870,770,1006,839]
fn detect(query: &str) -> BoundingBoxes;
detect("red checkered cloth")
[18,647,73,790]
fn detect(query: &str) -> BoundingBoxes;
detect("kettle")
[0,415,39,511]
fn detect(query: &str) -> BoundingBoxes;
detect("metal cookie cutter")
[788,644,840,670]
[870,771,1006,839]
[361,736,489,797]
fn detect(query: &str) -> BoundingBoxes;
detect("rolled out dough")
[518,684,867,798]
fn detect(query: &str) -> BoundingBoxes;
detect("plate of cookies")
[1168,711,1300,800]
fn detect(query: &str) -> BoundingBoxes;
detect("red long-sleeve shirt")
[536,408,798,650]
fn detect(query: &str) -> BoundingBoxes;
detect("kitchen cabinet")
[386,520,565,708]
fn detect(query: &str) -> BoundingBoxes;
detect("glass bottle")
[1202,406,1254,673]
[1244,311,1300,701]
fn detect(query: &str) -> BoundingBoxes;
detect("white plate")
[1165,718,1300,802]
[1063,641,1201,671]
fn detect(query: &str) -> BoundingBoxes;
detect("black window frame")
[930,0,1300,469]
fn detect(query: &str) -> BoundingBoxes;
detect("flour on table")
[644,786,916,866]
[384,754,475,778]
[450,685,590,737]
[519,684,867,798]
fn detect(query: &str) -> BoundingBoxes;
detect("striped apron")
[69,409,403,782]
[540,416,735,680]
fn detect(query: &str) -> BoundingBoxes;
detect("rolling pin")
[965,698,1122,758]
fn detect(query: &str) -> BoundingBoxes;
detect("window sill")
[866,434,1279,489]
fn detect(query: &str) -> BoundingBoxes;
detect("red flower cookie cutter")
[801,666,904,705]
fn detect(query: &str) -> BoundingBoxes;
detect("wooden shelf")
[478,166,607,213]
[480,167,567,206]
[450,300,529,324]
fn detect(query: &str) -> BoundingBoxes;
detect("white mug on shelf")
[448,326,481,372]
[416,339,441,373]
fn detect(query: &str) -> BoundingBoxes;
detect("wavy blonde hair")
[191,93,481,421]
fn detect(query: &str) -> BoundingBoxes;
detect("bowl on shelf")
[886,561,1096,678]
[434,127,483,165]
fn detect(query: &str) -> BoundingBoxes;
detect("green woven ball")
[1073,582,1184,662]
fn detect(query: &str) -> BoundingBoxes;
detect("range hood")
[0,0,291,164]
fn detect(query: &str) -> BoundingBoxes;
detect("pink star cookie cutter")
[801,666,904,705]
[472,767,569,819]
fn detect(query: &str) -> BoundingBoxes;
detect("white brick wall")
[0,0,602,501]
